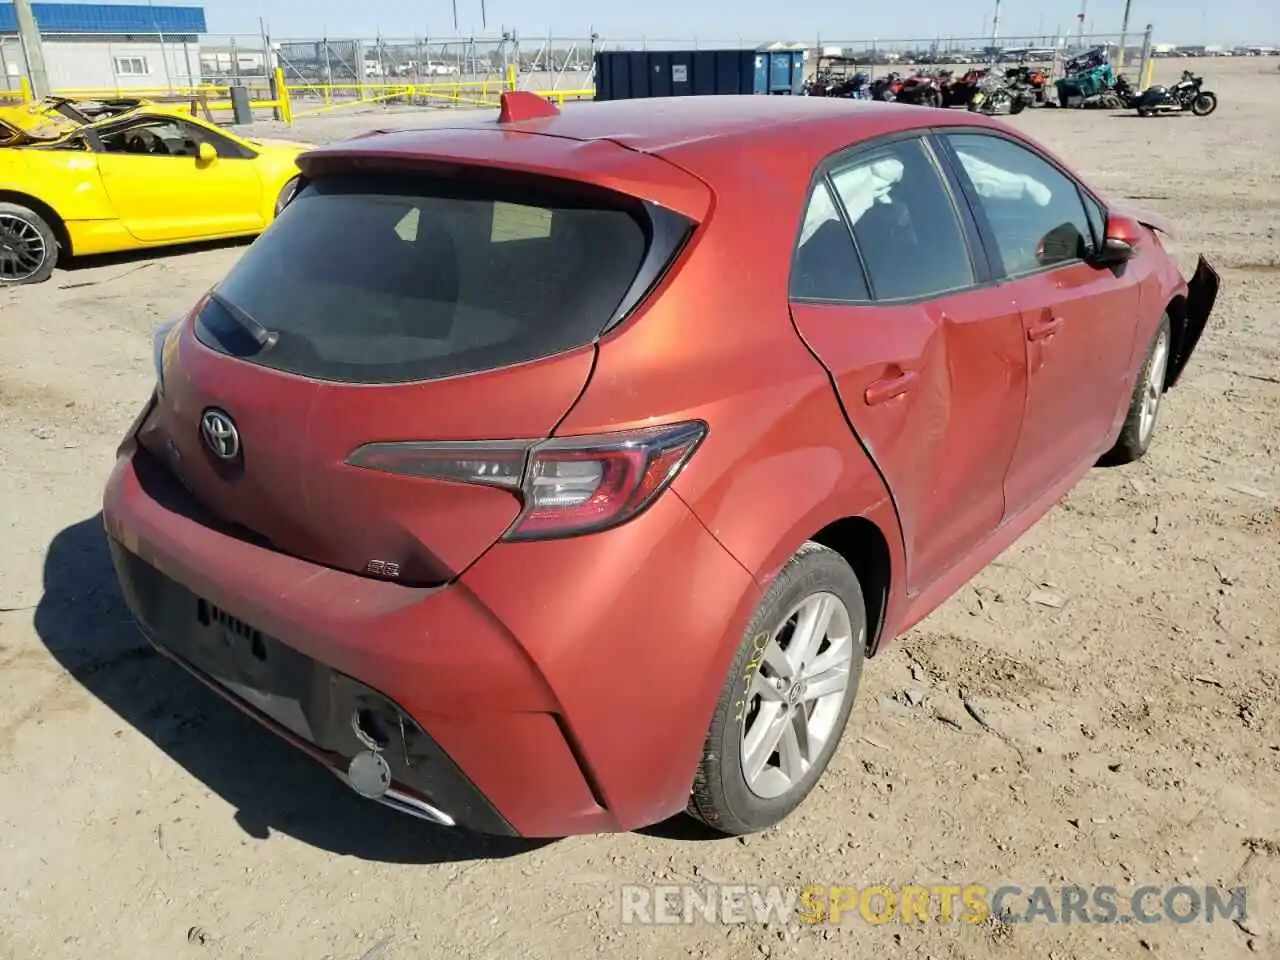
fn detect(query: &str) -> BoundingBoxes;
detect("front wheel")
[0,202,58,286]
[687,542,867,836]
[274,176,300,217]
[1191,91,1218,116]
[1101,315,1172,466]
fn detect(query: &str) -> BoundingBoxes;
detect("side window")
[98,118,247,159]
[946,133,1095,276]
[829,138,975,301]
[100,119,196,157]
[789,179,870,302]
[184,121,253,160]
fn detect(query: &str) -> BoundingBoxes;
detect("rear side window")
[790,180,871,302]
[830,138,975,301]
[195,172,660,383]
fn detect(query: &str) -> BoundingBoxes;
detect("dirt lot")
[1,56,1277,960]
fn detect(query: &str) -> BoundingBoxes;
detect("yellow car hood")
[0,102,79,146]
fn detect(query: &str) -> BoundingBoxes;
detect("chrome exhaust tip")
[333,758,457,828]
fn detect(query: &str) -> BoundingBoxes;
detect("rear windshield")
[194,171,653,383]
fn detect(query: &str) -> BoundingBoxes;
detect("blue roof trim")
[0,3,206,35]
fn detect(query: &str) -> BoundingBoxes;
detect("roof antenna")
[497,90,560,123]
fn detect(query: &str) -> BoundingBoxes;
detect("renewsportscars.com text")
[619,883,1248,926]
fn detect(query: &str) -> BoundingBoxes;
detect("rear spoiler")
[1114,202,1174,238]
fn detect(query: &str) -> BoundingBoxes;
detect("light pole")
[1117,0,1133,67]
[12,0,49,98]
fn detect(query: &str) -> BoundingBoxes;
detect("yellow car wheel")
[0,202,58,286]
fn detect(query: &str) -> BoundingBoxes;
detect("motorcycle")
[1004,65,1049,105]
[869,72,904,102]
[896,71,946,108]
[943,66,990,107]
[803,56,872,99]
[967,73,1033,116]
[1133,70,1218,117]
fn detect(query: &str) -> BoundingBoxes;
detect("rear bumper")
[102,442,759,837]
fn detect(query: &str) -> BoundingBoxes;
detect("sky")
[4,0,1258,46]
[198,0,1276,45]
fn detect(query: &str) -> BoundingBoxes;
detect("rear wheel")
[688,542,867,835]
[1102,315,1171,465]
[0,202,58,286]
[1191,92,1217,116]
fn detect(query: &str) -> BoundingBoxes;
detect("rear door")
[141,165,683,585]
[788,134,1028,597]
[938,131,1143,518]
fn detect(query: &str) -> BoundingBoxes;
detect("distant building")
[0,2,206,93]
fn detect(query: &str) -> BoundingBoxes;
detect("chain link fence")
[0,25,1159,112]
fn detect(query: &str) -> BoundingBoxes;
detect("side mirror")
[197,141,217,164]
[1093,212,1142,265]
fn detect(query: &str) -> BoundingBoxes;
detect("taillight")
[345,421,707,541]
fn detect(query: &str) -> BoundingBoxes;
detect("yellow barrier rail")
[2,67,594,126]
[0,68,293,123]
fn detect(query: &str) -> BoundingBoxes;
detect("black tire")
[0,201,58,286]
[1101,315,1172,466]
[274,176,300,217]
[687,542,867,835]
[1191,92,1217,116]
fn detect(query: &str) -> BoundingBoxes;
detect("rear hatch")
[139,137,702,585]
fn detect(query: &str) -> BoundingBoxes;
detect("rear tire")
[0,202,58,286]
[687,542,867,836]
[1101,315,1172,466]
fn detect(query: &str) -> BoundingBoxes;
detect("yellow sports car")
[0,101,310,284]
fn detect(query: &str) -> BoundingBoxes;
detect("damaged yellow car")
[0,101,310,284]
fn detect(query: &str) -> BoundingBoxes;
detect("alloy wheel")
[1139,328,1170,444]
[0,213,47,283]
[740,591,859,800]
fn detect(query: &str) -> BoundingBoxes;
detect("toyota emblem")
[200,408,241,460]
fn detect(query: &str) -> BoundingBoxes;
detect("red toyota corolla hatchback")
[103,92,1218,838]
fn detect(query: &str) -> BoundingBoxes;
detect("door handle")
[1027,316,1065,341]
[864,370,918,406]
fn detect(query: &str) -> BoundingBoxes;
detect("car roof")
[303,96,1023,221]
[329,95,1006,170]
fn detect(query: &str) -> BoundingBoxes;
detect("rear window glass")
[194,172,652,383]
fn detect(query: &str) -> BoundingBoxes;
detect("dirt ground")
[1,56,1277,960]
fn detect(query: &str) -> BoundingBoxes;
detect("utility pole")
[12,0,50,98]
[1117,0,1133,67]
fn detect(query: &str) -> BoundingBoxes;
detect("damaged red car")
[103,92,1219,838]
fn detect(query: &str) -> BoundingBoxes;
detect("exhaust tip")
[347,749,392,799]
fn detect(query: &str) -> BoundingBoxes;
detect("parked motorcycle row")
[802,47,1218,119]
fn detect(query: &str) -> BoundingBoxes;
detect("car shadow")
[56,237,254,286]
[34,513,550,864]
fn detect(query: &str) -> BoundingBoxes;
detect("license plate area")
[180,597,318,742]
